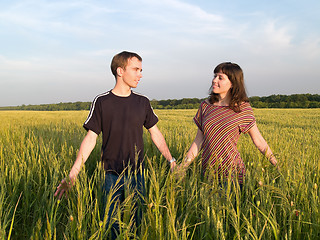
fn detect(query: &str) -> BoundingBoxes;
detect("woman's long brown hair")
[208,62,249,112]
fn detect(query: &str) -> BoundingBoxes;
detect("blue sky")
[1,0,319,106]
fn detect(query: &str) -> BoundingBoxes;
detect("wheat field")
[0,109,319,239]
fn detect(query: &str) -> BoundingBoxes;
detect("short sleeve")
[83,97,102,135]
[144,100,158,129]
[239,103,256,134]
[193,102,204,132]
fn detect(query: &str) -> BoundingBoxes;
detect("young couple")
[55,51,277,238]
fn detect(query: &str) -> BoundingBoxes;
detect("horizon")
[1,92,318,108]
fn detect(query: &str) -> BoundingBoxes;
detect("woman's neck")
[214,93,231,106]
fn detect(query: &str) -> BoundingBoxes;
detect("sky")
[0,0,320,107]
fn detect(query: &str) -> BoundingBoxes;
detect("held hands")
[169,157,187,178]
[172,157,193,178]
[54,177,74,200]
[169,157,177,172]
[170,161,177,172]
[168,157,185,177]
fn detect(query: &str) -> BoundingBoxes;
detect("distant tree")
[1,94,320,111]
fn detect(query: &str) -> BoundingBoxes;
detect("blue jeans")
[102,172,145,239]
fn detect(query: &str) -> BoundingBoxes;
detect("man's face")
[120,57,143,88]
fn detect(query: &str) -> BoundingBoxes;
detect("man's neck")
[111,84,131,97]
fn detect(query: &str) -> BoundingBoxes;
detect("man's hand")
[54,130,97,200]
[54,178,74,200]
[170,161,177,172]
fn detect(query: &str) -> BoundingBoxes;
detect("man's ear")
[116,67,123,77]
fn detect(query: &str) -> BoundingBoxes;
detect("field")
[0,109,319,239]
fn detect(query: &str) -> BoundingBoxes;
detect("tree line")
[250,94,320,108]
[1,94,320,111]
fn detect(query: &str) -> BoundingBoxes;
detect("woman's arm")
[247,124,277,166]
[182,128,204,168]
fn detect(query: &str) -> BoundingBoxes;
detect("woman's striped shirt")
[194,101,256,183]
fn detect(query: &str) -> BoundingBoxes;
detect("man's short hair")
[111,51,142,77]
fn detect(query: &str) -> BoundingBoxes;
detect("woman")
[179,62,277,187]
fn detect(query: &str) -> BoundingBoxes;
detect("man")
[54,51,176,237]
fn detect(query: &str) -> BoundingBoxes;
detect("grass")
[0,109,319,239]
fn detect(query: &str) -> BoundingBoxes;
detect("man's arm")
[148,125,176,170]
[54,130,98,199]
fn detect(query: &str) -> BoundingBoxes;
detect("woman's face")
[212,71,232,96]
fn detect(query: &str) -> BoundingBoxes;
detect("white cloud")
[0,0,116,39]
[264,20,293,49]
[160,0,222,22]
[135,0,224,35]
